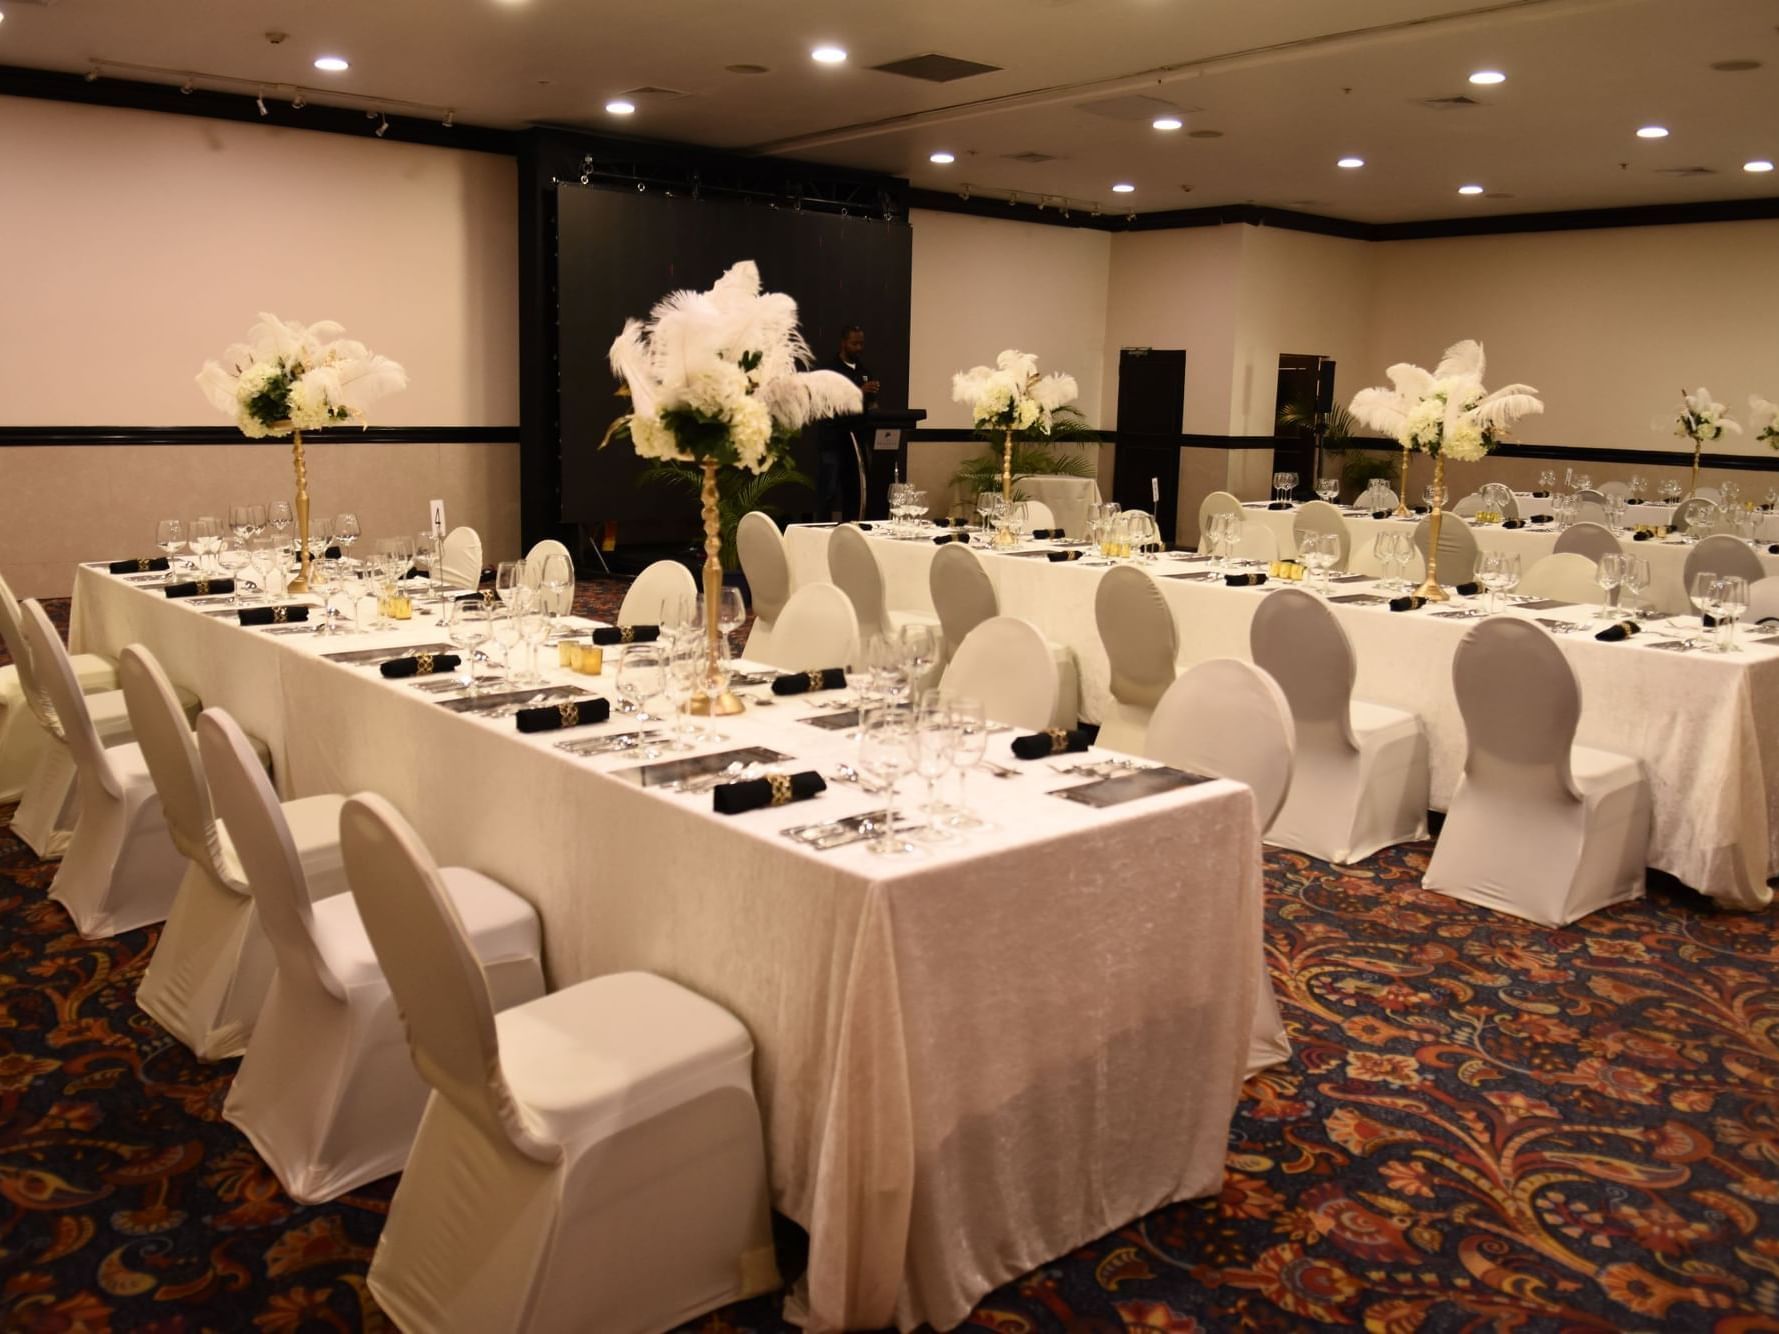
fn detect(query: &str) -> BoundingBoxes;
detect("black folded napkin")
[1030,528,1065,540]
[1225,573,1267,586]
[1502,519,1527,530]
[1371,510,1394,519]
[856,523,875,532]
[516,697,611,732]
[713,770,827,815]
[164,578,235,598]
[1454,582,1482,596]
[1411,505,1432,515]
[933,532,972,546]
[1267,501,1292,511]
[1633,531,1654,541]
[1626,497,1644,505]
[1595,621,1641,642]
[1531,490,1552,498]
[771,667,847,695]
[238,605,310,626]
[1702,613,1725,628]
[1389,595,1427,611]
[1011,728,1091,760]
[931,517,961,528]
[1528,514,1555,525]
[1769,544,1779,555]
[380,653,461,678]
[1047,550,1086,562]
[591,625,660,646]
[109,557,170,574]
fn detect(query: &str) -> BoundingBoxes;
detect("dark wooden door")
[1113,348,1186,538]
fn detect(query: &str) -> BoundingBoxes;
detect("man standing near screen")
[816,325,879,520]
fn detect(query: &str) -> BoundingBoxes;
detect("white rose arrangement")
[951,350,1078,435]
[1670,388,1742,446]
[197,313,407,437]
[1751,395,1779,450]
[1350,340,1542,462]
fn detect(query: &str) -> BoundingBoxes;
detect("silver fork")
[979,760,1022,779]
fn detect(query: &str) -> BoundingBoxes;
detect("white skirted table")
[783,525,1779,909]
[70,565,1266,1333]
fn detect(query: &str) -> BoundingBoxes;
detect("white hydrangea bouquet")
[1670,387,1741,446]
[197,313,408,438]
[605,260,861,475]
[951,350,1078,545]
[1751,395,1779,450]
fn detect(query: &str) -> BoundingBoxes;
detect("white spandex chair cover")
[1571,488,1606,507]
[1671,497,1720,534]
[618,560,698,626]
[1572,500,1609,526]
[1412,513,1482,585]
[1250,588,1429,864]
[21,600,186,936]
[1683,535,1767,611]
[200,709,545,1203]
[122,645,349,1061]
[522,540,574,615]
[1424,618,1649,925]
[928,544,1080,727]
[938,617,1059,731]
[1197,491,1244,553]
[340,793,779,1334]
[1143,657,1295,1074]
[1478,482,1520,520]
[438,526,484,591]
[755,583,859,672]
[1011,498,1057,531]
[1291,500,1352,569]
[1599,480,1630,500]
[1451,493,1486,519]
[828,524,941,645]
[0,573,118,804]
[1692,486,1724,505]
[1747,575,1779,626]
[1093,566,1179,753]
[1552,521,1620,563]
[736,512,791,660]
[1233,520,1280,564]
[1518,553,1608,604]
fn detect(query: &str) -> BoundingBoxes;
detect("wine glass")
[490,605,523,678]
[1596,552,1627,619]
[898,623,940,695]
[249,534,282,601]
[857,704,919,856]
[1574,473,1593,493]
[1622,555,1651,618]
[1629,474,1647,503]
[539,552,573,631]
[943,696,989,829]
[1281,471,1299,504]
[217,539,251,607]
[1270,471,1288,505]
[698,587,747,666]
[310,559,343,635]
[267,502,293,554]
[659,630,702,752]
[911,700,957,844]
[1716,575,1748,652]
[615,643,662,720]
[157,519,186,567]
[1692,572,1725,637]
[229,505,256,544]
[495,560,525,609]
[1538,469,1557,494]
[1317,476,1340,504]
[190,515,223,573]
[517,594,550,686]
[333,513,361,565]
[445,600,493,695]
[1423,480,1447,512]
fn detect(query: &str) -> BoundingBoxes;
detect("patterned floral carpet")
[4,585,1779,1331]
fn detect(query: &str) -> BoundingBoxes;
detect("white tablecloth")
[70,567,1265,1333]
[783,527,1779,909]
[1246,505,1779,615]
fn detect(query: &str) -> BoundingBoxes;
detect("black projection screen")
[556,186,913,538]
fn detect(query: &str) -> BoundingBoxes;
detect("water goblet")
[157,519,186,567]
[1621,555,1651,618]
[942,696,989,829]
[857,704,919,856]
[1317,476,1340,504]
[333,513,361,565]
[1281,471,1299,504]
[538,552,573,631]
[445,600,493,695]
[491,605,522,677]
[495,560,525,610]
[898,623,940,695]
[1596,552,1627,619]
[911,700,958,843]
[615,644,665,743]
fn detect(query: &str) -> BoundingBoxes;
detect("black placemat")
[1052,766,1212,807]
[617,746,792,788]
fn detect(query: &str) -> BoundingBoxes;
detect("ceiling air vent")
[1418,95,1481,109]
[1656,165,1718,176]
[618,86,690,101]
[1076,93,1199,122]
[1004,151,1060,164]
[871,53,1002,82]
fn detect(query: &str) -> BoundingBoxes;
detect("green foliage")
[639,457,812,570]
[1276,400,1358,446]
[950,406,1100,502]
[1338,449,1400,499]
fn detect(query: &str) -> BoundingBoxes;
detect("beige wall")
[0,96,520,598]
[909,209,1111,428]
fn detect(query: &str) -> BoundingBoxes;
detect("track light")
[442,108,454,128]
[374,114,389,137]
[291,93,306,110]
[180,78,194,95]
[84,67,100,82]
[256,92,268,116]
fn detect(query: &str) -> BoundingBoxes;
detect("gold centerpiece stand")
[688,456,744,716]
[991,429,1019,549]
[1413,455,1451,602]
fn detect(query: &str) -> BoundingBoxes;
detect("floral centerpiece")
[1751,395,1779,452]
[1350,340,1542,599]
[1658,388,1742,498]
[952,351,1078,546]
[605,260,861,714]
[197,314,407,590]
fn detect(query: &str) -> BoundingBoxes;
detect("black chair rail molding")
[0,426,516,447]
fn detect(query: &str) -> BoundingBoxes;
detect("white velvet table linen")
[783,527,1779,908]
[71,567,1265,1332]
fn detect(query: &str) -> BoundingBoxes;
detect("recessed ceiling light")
[929,151,955,165]
[605,99,635,115]
[1637,125,1669,139]
[313,56,350,72]
[1468,70,1506,85]
[1337,156,1364,169]
[811,45,847,65]
[1458,183,1485,195]
[1152,116,1183,131]
[1111,183,1135,194]
[1746,159,1775,173]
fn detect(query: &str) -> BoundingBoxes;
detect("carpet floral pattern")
[2,588,1778,1331]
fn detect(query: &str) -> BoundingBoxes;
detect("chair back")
[1412,513,1481,583]
[1233,520,1280,564]
[1451,493,1485,519]
[1249,588,1358,753]
[438,526,483,590]
[1599,480,1630,500]
[929,543,999,655]
[1479,482,1519,519]
[118,644,229,882]
[1451,618,1582,803]
[1671,497,1720,533]
[0,575,56,733]
[1518,552,1606,604]
[617,559,697,626]
[1552,521,1620,563]
[340,793,558,1164]
[827,524,891,638]
[1747,574,1779,626]
[197,710,341,998]
[1572,500,1609,526]
[1011,499,1057,531]
[939,616,1059,731]
[1291,500,1351,569]
[21,600,119,798]
[762,583,860,671]
[735,512,791,624]
[1145,659,1295,830]
[1572,488,1606,506]
[1197,491,1244,551]
[522,540,574,615]
[1683,534,1767,611]
[1094,566,1178,709]
[1692,486,1723,505]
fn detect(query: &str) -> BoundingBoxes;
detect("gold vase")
[1690,437,1701,497]
[688,456,744,716]
[1394,443,1412,518]
[288,428,313,592]
[991,427,1018,549]
[1413,454,1450,602]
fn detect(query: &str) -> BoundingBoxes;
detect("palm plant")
[640,457,811,570]
[949,405,1099,502]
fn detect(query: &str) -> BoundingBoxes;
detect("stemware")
[1302,532,1338,591]
[1621,555,1651,619]
[1660,480,1682,504]
[310,559,344,636]
[490,604,523,677]
[615,645,665,744]
[1629,474,1647,502]
[516,594,550,686]
[229,506,257,545]
[216,539,251,607]
[911,700,958,843]
[1423,480,1448,511]
[897,623,940,695]
[943,696,989,829]
[249,535,282,601]
[444,599,494,695]
[857,704,919,856]
[1692,573,1725,644]
[697,586,747,666]
[1538,469,1557,493]
[189,515,223,573]
[1316,476,1340,504]
[660,629,703,751]
[333,513,361,565]
[495,560,525,609]
[1280,471,1299,504]
[157,519,186,566]
[1270,471,1289,506]
[539,552,574,630]
[1714,575,1748,652]
[1596,552,1627,619]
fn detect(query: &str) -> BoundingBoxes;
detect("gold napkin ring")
[416,653,434,674]
[557,702,580,727]
[1046,728,1069,754]
[195,579,210,594]
[806,671,824,690]
[768,773,794,806]
[136,558,151,571]
[619,626,636,644]
[272,606,288,623]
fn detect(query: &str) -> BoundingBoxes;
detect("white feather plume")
[1434,339,1485,382]
[759,371,862,432]
[196,313,406,435]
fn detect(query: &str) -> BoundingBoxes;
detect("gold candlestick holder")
[288,428,313,592]
[1413,455,1451,602]
[1393,444,1412,518]
[688,455,744,716]
[991,428,1018,548]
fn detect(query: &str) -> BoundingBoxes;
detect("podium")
[847,409,926,520]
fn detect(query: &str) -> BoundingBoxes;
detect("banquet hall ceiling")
[3,0,1777,222]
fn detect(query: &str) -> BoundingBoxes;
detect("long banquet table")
[70,565,1265,1333]
[784,525,1779,910]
